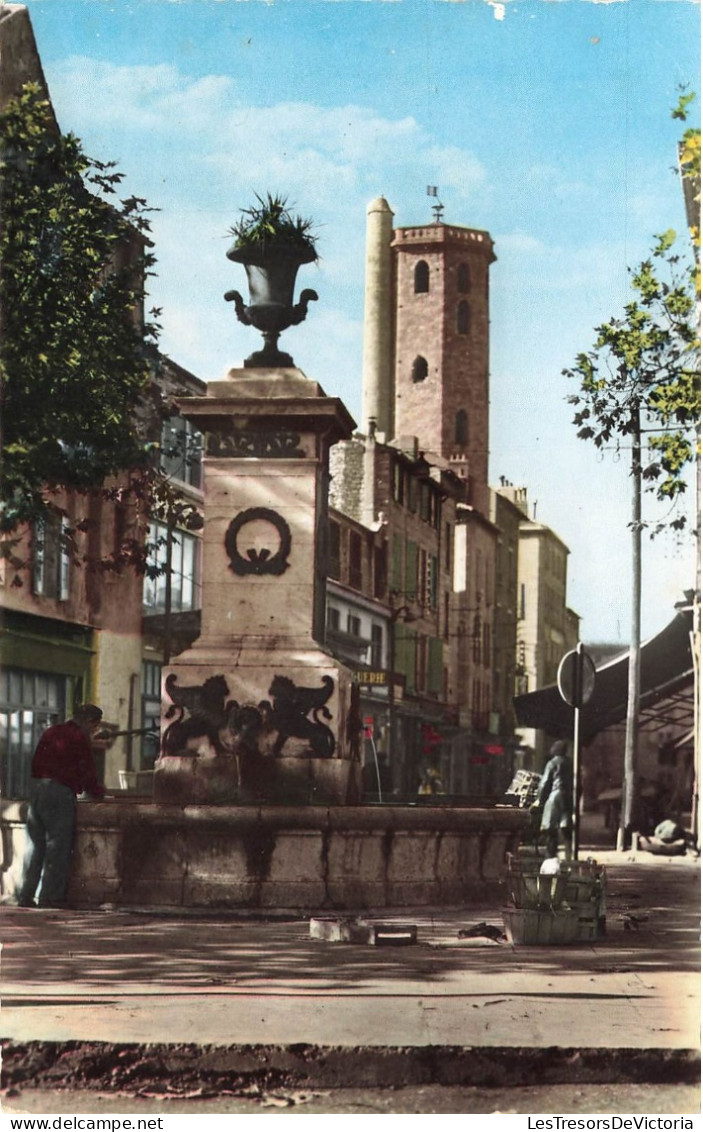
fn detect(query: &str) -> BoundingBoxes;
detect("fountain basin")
[0,798,529,911]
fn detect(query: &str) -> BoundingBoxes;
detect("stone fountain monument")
[153,217,362,806]
[0,201,529,911]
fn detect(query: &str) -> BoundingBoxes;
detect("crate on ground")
[506,855,605,909]
[503,905,600,946]
[504,854,606,943]
[503,770,542,808]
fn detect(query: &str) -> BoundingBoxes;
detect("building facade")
[495,484,580,763]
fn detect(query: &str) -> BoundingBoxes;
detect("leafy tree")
[563,95,700,846]
[564,229,699,535]
[0,83,161,536]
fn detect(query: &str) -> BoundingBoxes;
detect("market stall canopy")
[513,608,694,743]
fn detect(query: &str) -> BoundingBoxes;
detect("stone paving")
[1,850,698,1071]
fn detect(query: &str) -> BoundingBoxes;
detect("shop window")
[0,668,67,799]
[414,260,430,294]
[141,660,162,770]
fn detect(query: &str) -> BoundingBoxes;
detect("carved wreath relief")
[224,507,292,576]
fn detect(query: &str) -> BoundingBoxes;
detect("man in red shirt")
[18,703,105,909]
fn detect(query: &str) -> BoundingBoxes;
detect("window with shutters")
[328,520,341,580]
[418,548,427,607]
[391,534,403,593]
[393,461,404,504]
[33,513,70,601]
[373,543,387,599]
[395,625,416,694]
[428,637,444,696]
[429,555,438,610]
[407,475,417,513]
[416,634,428,692]
[370,623,383,668]
[349,530,363,590]
[405,540,418,600]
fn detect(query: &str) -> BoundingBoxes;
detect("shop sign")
[356,670,388,686]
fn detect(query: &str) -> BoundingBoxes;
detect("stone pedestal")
[154,367,362,805]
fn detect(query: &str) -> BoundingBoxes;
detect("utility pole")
[618,405,642,850]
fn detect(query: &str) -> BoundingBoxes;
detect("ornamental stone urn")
[224,195,319,367]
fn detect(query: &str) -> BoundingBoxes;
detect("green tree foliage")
[0,83,161,535]
[564,97,701,534]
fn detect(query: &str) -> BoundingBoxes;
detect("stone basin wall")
[0,799,529,911]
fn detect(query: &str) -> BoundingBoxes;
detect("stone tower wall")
[391,225,495,514]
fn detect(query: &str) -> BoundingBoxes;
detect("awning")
[513,609,694,743]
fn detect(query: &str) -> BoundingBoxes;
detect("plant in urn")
[225,192,319,367]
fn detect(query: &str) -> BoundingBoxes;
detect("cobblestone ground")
[2,1083,700,1115]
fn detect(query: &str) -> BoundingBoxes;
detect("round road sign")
[557,647,596,708]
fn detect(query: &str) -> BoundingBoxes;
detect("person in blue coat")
[533,740,573,859]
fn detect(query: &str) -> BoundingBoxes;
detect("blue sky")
[20,0,701,643]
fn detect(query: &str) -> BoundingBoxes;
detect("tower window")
[414,260,430,294]
[455,409,469,447]
[457,262,470,293]
[412,355,428,383]
[457,300,470,336]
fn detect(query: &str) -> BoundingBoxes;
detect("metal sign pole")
[558,642,596,862]
[572,704,581,861]
[571,643,584,860]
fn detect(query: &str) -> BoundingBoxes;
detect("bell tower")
[391,222,496,513]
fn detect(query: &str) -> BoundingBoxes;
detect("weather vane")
[427,185,444,223]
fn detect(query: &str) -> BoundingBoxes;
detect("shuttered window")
[428,637,444,695]
[405,540,418,600]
